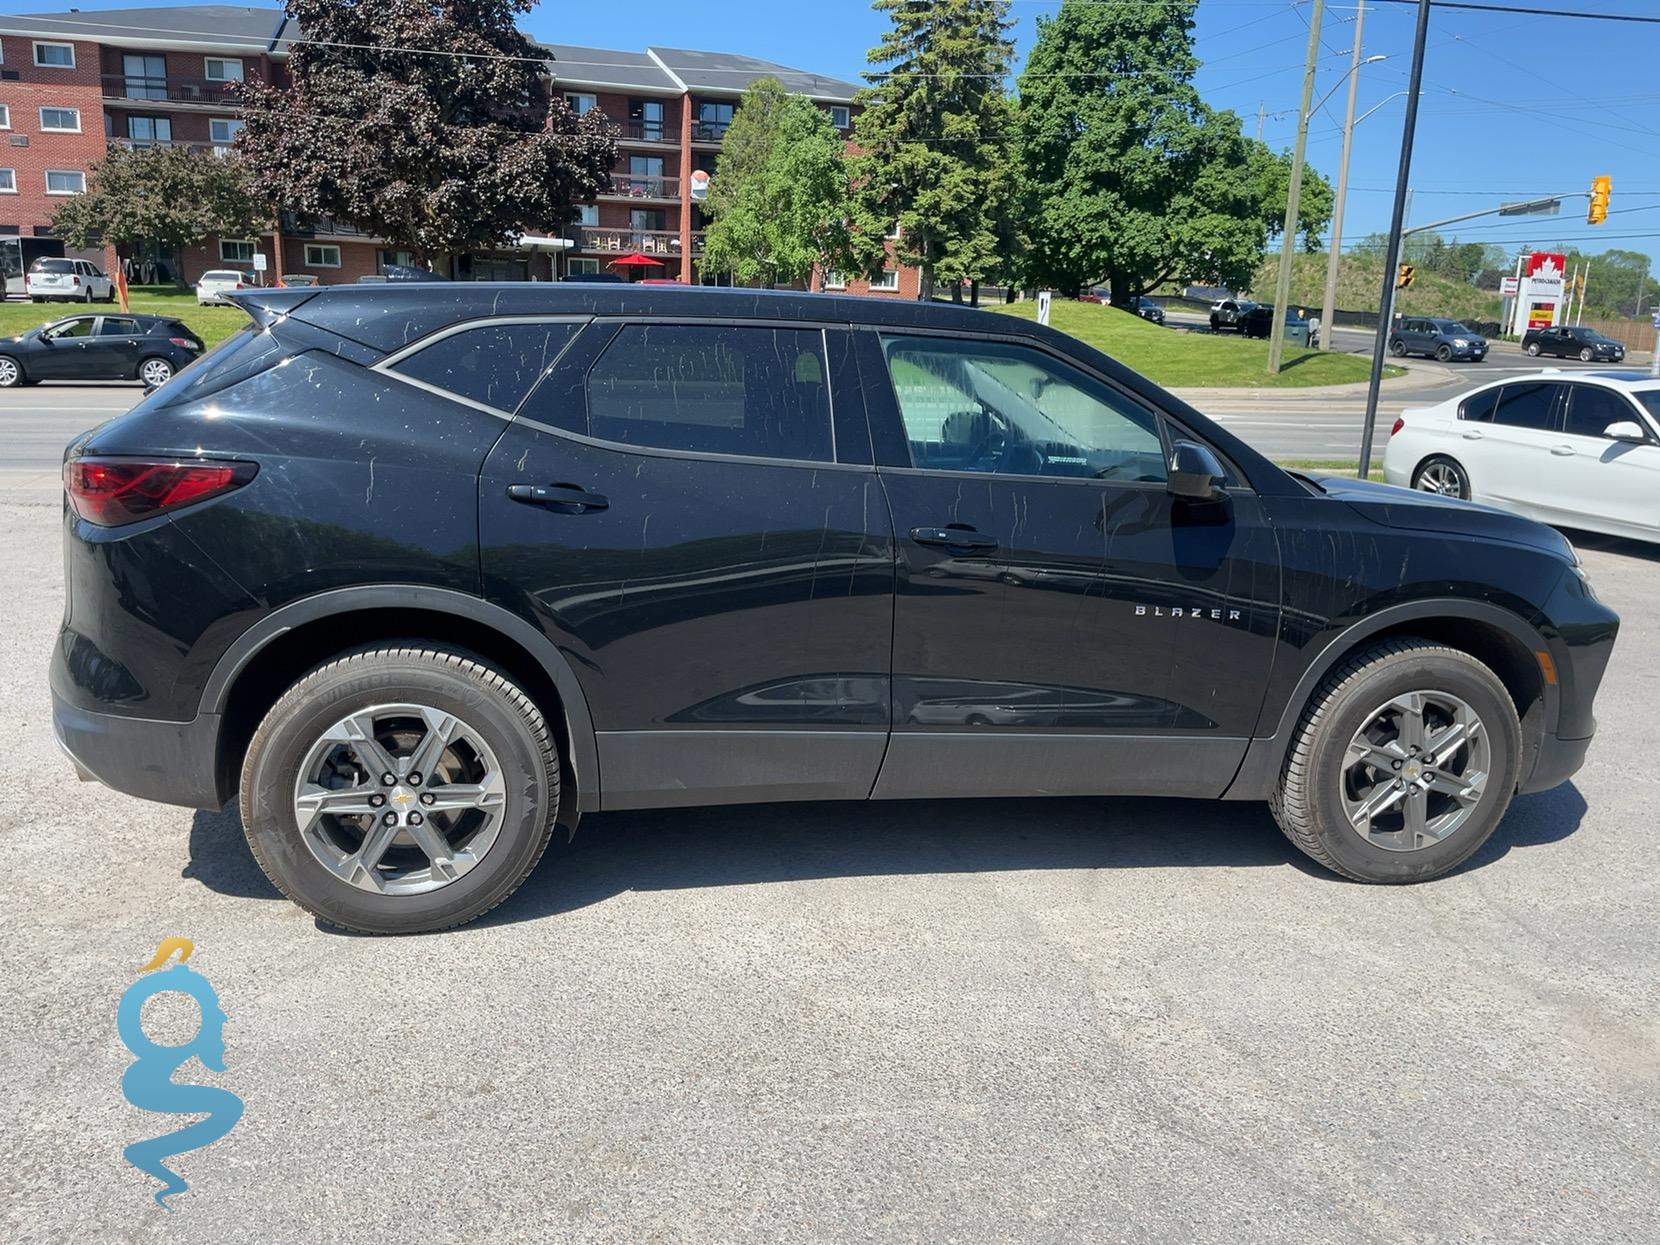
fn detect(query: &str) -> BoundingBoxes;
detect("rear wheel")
[1411,454,1470,499]
[137,357,174,387]
[0,355,21,387]
[1271,640,1520,884]
[1390,338,1408,357]
[239,646,560,934]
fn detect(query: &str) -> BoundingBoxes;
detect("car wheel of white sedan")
[1412,455,1470,500]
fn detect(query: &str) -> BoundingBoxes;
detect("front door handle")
[1550,445,1576,457]
[507,483,609,512]
[910,525,997,554]
[1462,431,1484,440]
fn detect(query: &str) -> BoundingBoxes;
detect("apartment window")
[127,116,172,144]
[885,220,902,240]
[204,57,244,82]
[629,98,665,142]
[629,155,664,177]
[40,107,82,133]
[829,105,850,130]
[0,105,10,130]
[629,208,666,233]
[568,258,600,275]
[33,42,76,69]
[378,249,419,271]
[220,239,256,264]
[823,270,846,291]
[576,204,599,226]
[304,244,341,268]
[696,100,734,140]
[123,53,167,99]
[209,118,244,145]
[0,169,15,194]
[868,267,899,292]
[45,169,86,195]
[565,93,597,115]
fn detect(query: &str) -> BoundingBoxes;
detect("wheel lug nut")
[380,811,398,826]
[407,811,424,827]
[1391,760,1402,770]
[369,793,385,808]
[408,772,423,787]
[380,772,396,786]
[420,792,435,806]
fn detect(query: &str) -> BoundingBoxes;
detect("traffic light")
[1396,263,1416,290]
[1589,175,1612,225]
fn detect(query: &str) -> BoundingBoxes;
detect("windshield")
[1433,320,1472,333]
[30,258,74,274]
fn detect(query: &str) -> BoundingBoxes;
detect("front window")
[43,317,95,340]
[220,239,255,264]
[39,107,81,133]
[33,42,75,69]
[880,336,1168,483]
[123,54,167,99]
[1562,386,1641,439]
[204,58,244,82]
[304,244,341,268]
[44,170,85,195]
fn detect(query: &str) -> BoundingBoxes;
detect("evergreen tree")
[850,0,1021,300]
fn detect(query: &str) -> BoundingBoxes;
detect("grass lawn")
[1,285,250,347]
[991,298,1403,389]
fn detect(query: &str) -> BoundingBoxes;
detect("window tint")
[31,258,73,273]
[1563,386,1640,439]
[1492,382,1561,431]
[582,325,832,461]
[881,336,1167,483]
[1459,387,1501,423]
[98,317,140,336]
[1636,392,1660,423]
[44,318,94,340]
[392,321,580,413]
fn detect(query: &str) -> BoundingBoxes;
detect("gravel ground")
[2,495,1657,1245]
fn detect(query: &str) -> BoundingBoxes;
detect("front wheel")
[1389,338,1408,357]
[239,646,560,934]
[0,355,22,387]
[1435,344,1453,362]
[1271,639,1521,884]
[137,357,174,388]
[1526,342,1542,356]
[1580,347,1594,362]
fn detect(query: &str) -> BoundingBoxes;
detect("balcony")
[616,120,674,144]
[279,212,379,241]
[101,73,253,106]
[691,121,730,144]
[601,174,679,201]
[572,227,706,258]
[108,138,234,157]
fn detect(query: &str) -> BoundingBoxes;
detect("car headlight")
[1453,339,1468,348]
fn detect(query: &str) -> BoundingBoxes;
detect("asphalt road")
[3,489,1659,1242]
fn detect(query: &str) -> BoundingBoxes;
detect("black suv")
[1523,325,1626,363]
[1390,317,1488,362]
[54,285,1618,933]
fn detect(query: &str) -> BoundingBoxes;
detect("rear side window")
[583,324,833,462]
[390,321,579,414]
[98,317,140,336]
[1458,387,1500,422]
[1492,382,1562,431]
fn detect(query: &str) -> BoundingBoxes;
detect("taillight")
[235,281,245,289]
[1390,417,1404,437]
[64,458,257,526]
[71,275,81,286]
[169,336,198,350]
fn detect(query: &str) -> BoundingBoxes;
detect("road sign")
[1498,198,1561,218]
[1500,276,1520,297]
[1652,310,1660,329]
[1037,290,1052,326]
[251,252,267,272]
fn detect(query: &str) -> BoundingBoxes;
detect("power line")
[1371,0,1660,24]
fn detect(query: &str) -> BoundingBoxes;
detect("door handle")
[1462,431,1484,440]
[1550,445,1575,457]
[506,483,609,512]
[910,525,997,554]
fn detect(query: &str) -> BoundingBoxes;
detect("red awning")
[608,252,664,267]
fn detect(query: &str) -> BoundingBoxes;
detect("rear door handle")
[1550,445,1576,457]
[910,525,998,554]
[507,483,609,512]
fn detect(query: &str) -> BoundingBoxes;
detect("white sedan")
[195,269,250,305]
[1383,370,1660,544]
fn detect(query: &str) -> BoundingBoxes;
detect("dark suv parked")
[54,285,1618,933]
[1390,317,1488,362]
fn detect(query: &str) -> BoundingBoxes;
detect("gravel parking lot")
[2,490,1658,1244]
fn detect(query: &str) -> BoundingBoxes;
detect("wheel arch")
[202,586,600,832]
[1225,599,1553,800]
[1411,451,1469,494]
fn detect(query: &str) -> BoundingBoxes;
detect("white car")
[1383,369,1660,544]
[25,257,115,304]
[196,269,250,305]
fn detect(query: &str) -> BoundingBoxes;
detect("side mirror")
[1604,420,1647,443]
[1167,440,1226,501]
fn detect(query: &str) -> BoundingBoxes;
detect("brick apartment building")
[0,4,918,298]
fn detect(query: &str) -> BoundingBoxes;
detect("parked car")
[0,312,202,387]
[1384,371,1660,543]
[54,284,1617,933]
[1208,298,1256,332]
[26,257,115,304]
[279,274,320,288]
[1522,325,1626,363]
[1390,317,1488,362]
[196,270,250,305]
[1133,296,1166,325]
[1239,304,1315,347]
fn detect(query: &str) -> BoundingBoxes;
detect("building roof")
[536,43,679,94]
[0,5,289,53]
[648,47,862,102]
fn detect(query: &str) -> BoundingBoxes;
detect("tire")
[0,355,22,388]
[239,645,560,934]
[1270,639,1521,884]
[1526,342,1541,356]
[1411,454,1470,499]
[1209,315,1220,331]
[104,287,117,303]
[1580,347,1594,362]
[137,356,174,387]
[81,289,92,303]
[1435,344,1453,362]
[30,296,43,304]
[1389,338,1408,357]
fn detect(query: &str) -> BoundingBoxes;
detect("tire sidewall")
[1304,654,1519,883]
[243,656,554,933]
[0,356,20,387]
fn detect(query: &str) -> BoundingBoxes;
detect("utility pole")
[1256,101,1266,141]
[1319,0,1365,352]
[1357,0,1431,479]
[1267,0,1325,374]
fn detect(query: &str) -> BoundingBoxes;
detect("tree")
[51,144,267,283]
[1016,0,1329,300]
[239,0,614,272]
[701,79,853,287]
[849,0,1022,300]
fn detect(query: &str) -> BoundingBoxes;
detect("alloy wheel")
[1341,690,1491,852]
[0,358,18,387]
[292,702,508,895]
[139,359,173,387]
[1415,461,1463,497]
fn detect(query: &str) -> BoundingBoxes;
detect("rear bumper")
[52,692,224,811]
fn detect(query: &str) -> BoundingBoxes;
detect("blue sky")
[31,1,1660,271]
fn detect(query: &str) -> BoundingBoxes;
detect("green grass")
[990,299,1400,388]
[1,285,249,347]
[1273,458,1384,477]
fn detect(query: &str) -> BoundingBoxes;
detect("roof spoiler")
[223,286,320,328]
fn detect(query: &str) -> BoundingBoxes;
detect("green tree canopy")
[51,144,267,269]
[850,0,1022,299]
[1016,0,1329,300]
[701,78,853,287]
[239,0,614,270]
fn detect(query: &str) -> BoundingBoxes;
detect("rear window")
[390,321,579,413]
[30,258,73,274]
[202,270,243,282]
[155,324,284,405]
